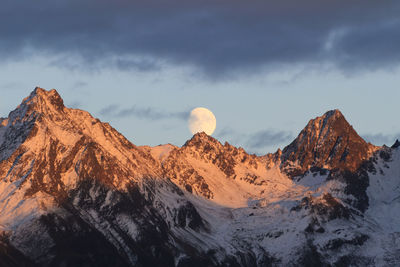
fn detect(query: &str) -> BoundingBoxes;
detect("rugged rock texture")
[0,88,400,266]
[0,88,215,266]
[162,132,272,205]
[281,109,376,177]
[0,234,35,267]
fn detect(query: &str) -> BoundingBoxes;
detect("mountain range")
[0,88,399,267]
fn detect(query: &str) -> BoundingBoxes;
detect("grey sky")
[1,1,400,154]
[2,1,400,76]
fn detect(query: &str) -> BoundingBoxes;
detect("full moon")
[188,107,217,135]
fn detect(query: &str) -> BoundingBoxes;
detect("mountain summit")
[9,87,65,123]
[0,88,206,266]
[280,109,375,177]
[0,88,400,267]
[26,87,65,111]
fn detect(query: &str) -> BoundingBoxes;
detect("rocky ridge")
[0,88,399,266]
[280,109,377,177]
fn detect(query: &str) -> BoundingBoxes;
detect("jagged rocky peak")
[31,87,63,105]
[183,131,228,155]
[4,87,85,138]
[392,139,400,149]
[0,87,162,189]
[181,131,253,161]
[4,87,66,129]
[183,131,219,147]
[21,87,64,113]
[184,132,244,152]
[281,109,375,177]
[162,131,266,202]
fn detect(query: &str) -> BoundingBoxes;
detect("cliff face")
[0,88,399,267]
[160,132,300,208]
[281,109,376,177]
[0,88,209,266]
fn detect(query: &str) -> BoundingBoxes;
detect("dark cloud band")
[2,0,400,77]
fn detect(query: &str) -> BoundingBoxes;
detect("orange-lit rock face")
[161,132,304,208]
[0,88,167,227]
[0,88,208,266]
[1,88,399,266]
[281,109,376,177]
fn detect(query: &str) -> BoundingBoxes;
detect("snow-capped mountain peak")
[9,87,65,122]
[1,89,400,266]
[281,109,376,177]
[27,87,64,110]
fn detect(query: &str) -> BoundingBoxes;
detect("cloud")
[68,101,83,109]
[1,0,400,77]
[362,133,400,146]
[1,82,23,91]
[216,127,294,154]
[72,81,88,88]
[246,130,294,149]
[99,104,189,121]
[114,58,161,72]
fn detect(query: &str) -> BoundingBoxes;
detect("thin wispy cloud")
[99,105,190,121]
[68,101,83,109]
[1,82,23,91]
[114,58,161,72]
[246,130,294,149]
[362,133,400,146]
[216,127,294,154]
[72,81,88,88]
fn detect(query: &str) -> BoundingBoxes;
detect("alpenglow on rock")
[280,109,376,177]
[0,88,400,267]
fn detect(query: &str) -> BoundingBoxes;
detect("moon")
[188,107,217,135]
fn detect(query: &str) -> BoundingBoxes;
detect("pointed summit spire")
[26,87,65,111]
[322,109,343,119]
[7,87,66,125]
[281,109,375,177]
[392,139,400,149]
[183,131,219,148]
